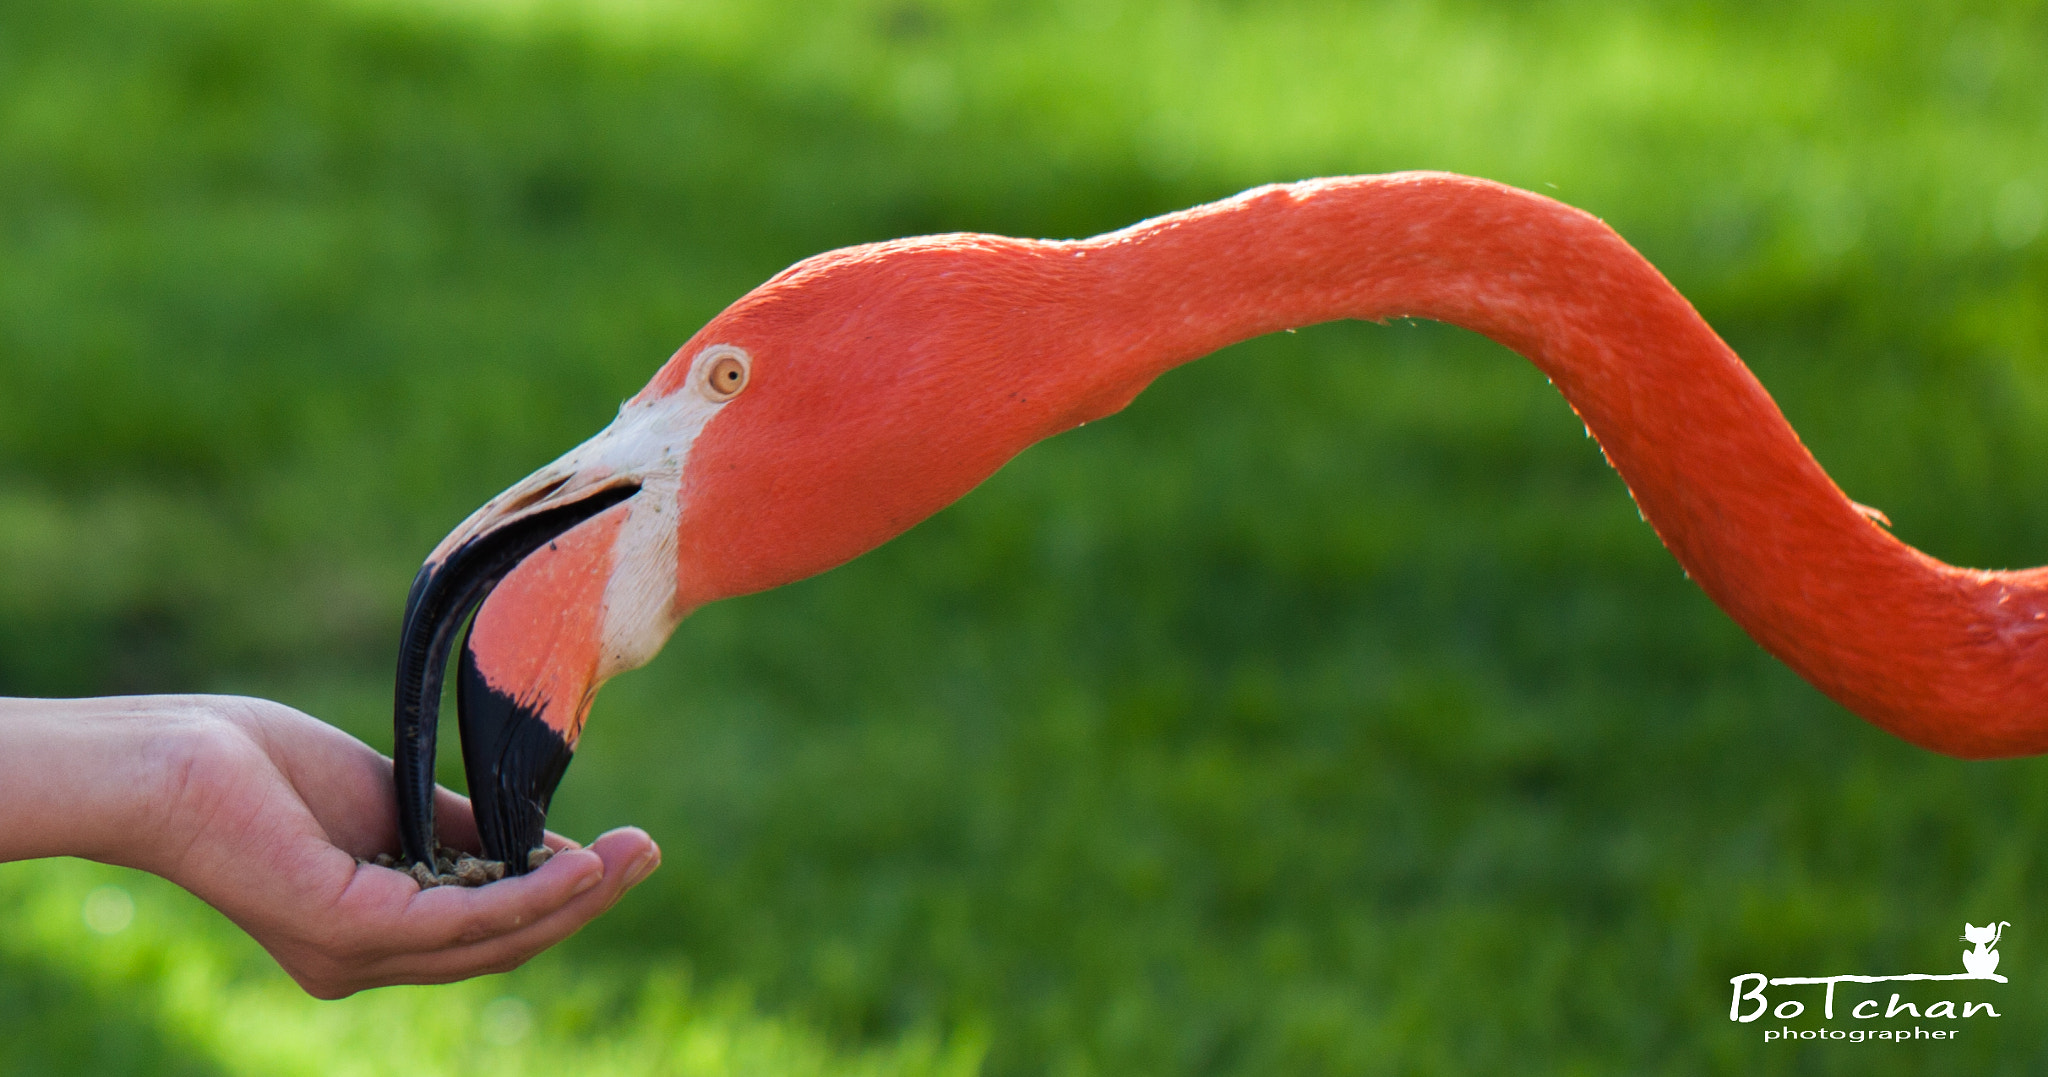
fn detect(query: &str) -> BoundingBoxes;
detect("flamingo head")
[392,234,1153,869]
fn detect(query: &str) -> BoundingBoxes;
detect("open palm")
[128,696,659,998]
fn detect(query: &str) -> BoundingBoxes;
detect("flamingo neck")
[1072,172,2048,757]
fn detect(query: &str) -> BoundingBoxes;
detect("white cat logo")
[1730,922,2010,1031]
[1961,922,2008,980]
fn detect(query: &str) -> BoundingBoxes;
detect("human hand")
[0,694,659,998]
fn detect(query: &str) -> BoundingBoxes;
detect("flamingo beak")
[391,478,640,872]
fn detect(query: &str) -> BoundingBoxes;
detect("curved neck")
[1077,173,2048,757]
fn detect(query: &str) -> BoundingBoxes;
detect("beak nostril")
[501,476,573,516]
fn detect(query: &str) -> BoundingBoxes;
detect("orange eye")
[698,347,751,402]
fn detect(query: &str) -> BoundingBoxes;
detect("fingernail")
[571,866,602,895]
[625,850,660,888]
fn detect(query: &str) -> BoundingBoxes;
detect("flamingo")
[393,171,2048,872]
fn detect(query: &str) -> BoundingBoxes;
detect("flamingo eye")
[697,346,751,402]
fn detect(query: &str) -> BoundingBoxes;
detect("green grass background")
[5,0,2048,1072]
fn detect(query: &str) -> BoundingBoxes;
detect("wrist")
[0,695,214,872]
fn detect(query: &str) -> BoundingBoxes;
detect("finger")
[232,703,467,861]
[342,822,637,953]
[305,829,656,991]
[389,828,658,982]
[397,843,612,950]
[308,843,589,953]
[266,725,407,857]
[438,829,657,959]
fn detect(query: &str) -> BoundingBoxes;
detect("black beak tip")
[458,635,575,873]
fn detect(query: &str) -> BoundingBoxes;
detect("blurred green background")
[4,0,2048,1072]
